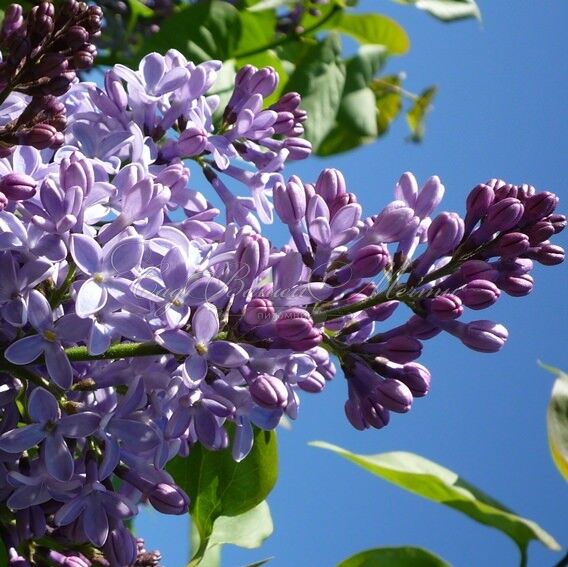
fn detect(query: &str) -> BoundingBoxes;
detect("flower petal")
[0,423,46,453]
[76,279,107,318]
[44,343,73,390]
[43,432,74,482]
[4,335,44,365]
[193,303,219,344]
[70,233,102,275]
[28,387,59,423]
[208,341,249,368]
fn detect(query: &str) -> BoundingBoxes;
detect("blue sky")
[137,2,568,565]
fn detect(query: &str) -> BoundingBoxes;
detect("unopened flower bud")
[0,173,36,201]
[243,298,274,326]
[375,379,413,413]
[315,168,346,204]
[273,178,306,224]
[148,483,190,515]
[456,279,500,310]
[177,125,207,157]
[250,373,288,408]
[426,294,463,320]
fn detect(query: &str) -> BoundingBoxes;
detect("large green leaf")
[311,441,560,562]
[284,34,346,151]
[190,501,274,567]
[540,362,568,481]
[138,0,242,63]
[328,13,410,55]
[338,546,451,567]
[236,9,277,58]
[395,0,480,21]
[406,85,437,142]
[168,427,278,545]
[316,46,386,155]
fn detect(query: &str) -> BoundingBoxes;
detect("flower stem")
[64,341,168,362]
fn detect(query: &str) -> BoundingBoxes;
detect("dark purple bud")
[104,527,137,567]
[375,379,412,413]
[0,173,36,200]
[427,212,465,254]
[148,483,190,515]
[19,124,62,149]
[249,66,278,98]
[456,279,500,310]
[349,244,389,279]
[465,183,495,227]
[400,363,431,397]
[361,335,422,364]
[73,47,96,70]
[516,183,536,201]
[460,260,499,283]
[495,232,530,258]
[250,373,288,408]
[484,197,524,232]
[33,53,68,79]
[0,193,8,210]
[65,25,89,49]
[273,178,306,224]
[494,182,518,201]
[405,315,441,340]
[275,308,321,349]
[497,273,534,297]
[525,221,555,246]
[366,300,399,322]
[315,168,346,204]
[243,298,275,326]
[461,320,508,353]
[425,294,463,320]
[0,5,24,44]
[548,213,566,234]
[526,242,565,266]
[523,191,559,221]
[177,125,207,157]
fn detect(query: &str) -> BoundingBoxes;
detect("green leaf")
[138,0,242,63]
[337,46,387,135]
[316,45,386,155]
[241,560,274,567]
[209,500,273,549]
[371,75,404,136]
[168,427,277,545]
[540,362,568,482]
[406,85,437,142]
[236,9,277,57]
[397,0,481,22]
[311,441,561,561]
[337,546,451,567]
[284,34,346,151]
[190,502,273,567]
[329,13,410,55]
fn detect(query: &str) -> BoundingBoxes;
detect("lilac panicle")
[0,7,564,560]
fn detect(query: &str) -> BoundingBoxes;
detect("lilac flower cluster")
[0,1,101,158]
[0,8,564,565]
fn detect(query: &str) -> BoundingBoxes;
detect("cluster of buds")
[0,1,101,154]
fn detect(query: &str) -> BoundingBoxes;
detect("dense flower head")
[0,3,564,563]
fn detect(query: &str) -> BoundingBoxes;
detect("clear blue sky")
[137,2,568,565]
